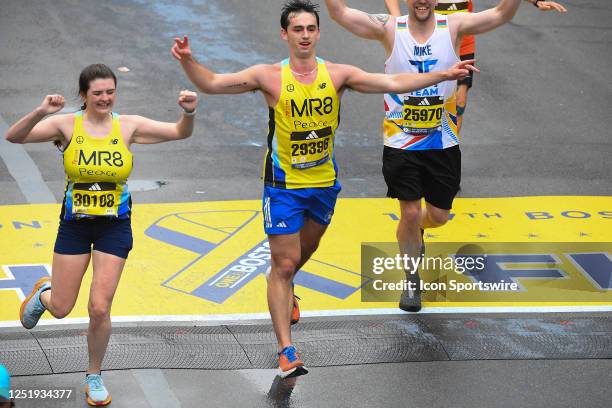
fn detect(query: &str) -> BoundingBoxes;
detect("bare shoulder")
[325,62,362,89]
[52,113,76,138]
[117,114,144,138]
[249,63,279,76]
[326,62,360,76]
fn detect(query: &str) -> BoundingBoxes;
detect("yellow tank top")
[61,111,133,220]
[263,57,340,189]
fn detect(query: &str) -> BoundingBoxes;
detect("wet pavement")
[1,0,611,407]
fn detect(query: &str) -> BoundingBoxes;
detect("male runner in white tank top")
[383,0,566,135]
[325,0,566,312]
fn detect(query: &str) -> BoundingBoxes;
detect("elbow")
[328,7,345,23]
[195,84,213,94]
[5,133,22,144]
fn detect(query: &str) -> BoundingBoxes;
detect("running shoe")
[399,281,422,312]
[277,345,308,378]
[85,374,111,406]
[19,276,51,329]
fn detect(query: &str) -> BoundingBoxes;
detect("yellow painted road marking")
[0,196,610,323]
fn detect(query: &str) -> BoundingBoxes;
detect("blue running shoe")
[277,345,308,378]
[19,277,51,329]
[85,374,111,406]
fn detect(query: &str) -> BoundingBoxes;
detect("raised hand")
[178,90,198,113]
[536,1,567,12]
[38,95,65,115]
[172,36,193,61]
[447,59,480,81]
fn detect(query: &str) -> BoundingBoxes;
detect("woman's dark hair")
[280,0,320,30]
[78,63,117,110]
[53,64,118,151]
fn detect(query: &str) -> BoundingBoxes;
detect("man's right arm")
[172,36,263,95]
[325,0,392,41]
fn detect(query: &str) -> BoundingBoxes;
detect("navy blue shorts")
[54,217,133,259]
[262,181,341,235]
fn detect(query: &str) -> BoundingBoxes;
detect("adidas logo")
[88,183,102,191]
[305,132,319,140]
[448,4,457,11]
[418,99,431,106]
[276,221,288,228]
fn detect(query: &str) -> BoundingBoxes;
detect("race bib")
[72,182,120,216]
[402,95,444,136]
[290,127,332,169]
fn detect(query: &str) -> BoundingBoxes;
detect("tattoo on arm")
[225,82,248,88]
[367,13,391,27]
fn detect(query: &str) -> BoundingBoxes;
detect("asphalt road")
[1,0,610,204]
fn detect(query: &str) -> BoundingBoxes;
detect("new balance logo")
[276,221,288,228]
[305,132,319,140]
[88,183,102,191]
[318,82,327,89]
[418,99,431,106]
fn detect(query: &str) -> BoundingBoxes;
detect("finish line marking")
[1,305,611,328]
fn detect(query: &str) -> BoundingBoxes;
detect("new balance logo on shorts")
[276,221,288,228]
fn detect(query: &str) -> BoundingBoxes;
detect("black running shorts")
[382,145,461,210]
[54,217,133,259]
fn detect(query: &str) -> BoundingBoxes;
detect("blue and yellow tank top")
[263,57,340,189]
[60,111,133,220]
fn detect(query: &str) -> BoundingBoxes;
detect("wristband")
[533,0,542,8]
[182,108,196,116]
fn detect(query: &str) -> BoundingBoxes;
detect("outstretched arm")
[172,36,263,95]
[451,0,523,36]
[325,0,392,41]
[528,0,567,12]
[5,95,66,144]
[129,90,198,144]
[384,0,402,17]
[452,0,565,37]
[343,60,479,94]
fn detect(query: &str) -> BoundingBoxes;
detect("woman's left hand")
[178,90,198,113]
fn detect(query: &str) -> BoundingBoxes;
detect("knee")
[88,300,111,322]
[399,205,422,226]
[270,257,300,282]
[49,306,71,320]
[428,210,450,227]
[47,298,73,319]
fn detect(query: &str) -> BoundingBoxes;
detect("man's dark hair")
[280,0,320,30]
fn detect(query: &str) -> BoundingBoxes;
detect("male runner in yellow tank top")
[172,0,475,378]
